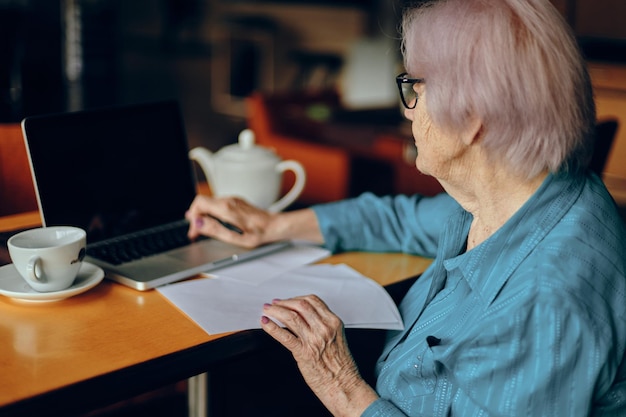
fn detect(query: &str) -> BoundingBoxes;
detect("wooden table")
[0,210,41,232]
[0,212,432,417]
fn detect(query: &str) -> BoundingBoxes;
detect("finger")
[262,298,338,362]
[265,297,320,335]
[186,211,203,240]
[186,195,219,239]
[297,295,342,325]
[186,196,269,246]
[187,195,216,217]
[187,197,243,237]
[272,295,333,329]
[272,296,346,349]
[260,315,301,351]
[194,215,249,244]
[187,211,225,240]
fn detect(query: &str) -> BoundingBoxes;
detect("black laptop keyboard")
[87,221,202,265]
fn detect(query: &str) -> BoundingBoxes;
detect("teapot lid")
[215,129,278,164]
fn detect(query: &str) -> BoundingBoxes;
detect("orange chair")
[0,123,38,217]
[246,91,351,205]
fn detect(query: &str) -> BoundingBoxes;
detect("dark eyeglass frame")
[396,72,425,109]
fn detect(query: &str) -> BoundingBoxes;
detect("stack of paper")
[158,244,404,335]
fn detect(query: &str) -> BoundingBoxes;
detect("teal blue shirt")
[312,173,626,416]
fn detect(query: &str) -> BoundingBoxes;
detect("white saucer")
[0,262,104,303]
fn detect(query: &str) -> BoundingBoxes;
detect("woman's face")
[404,86,468,180]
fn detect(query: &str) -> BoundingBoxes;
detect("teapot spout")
[189,147,216,190]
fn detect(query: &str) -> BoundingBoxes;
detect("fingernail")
[195,217,204,228]
[261,316,270,324]
[272,298,281,303]
[263,303,272,308]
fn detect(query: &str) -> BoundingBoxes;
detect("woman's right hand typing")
[185,195,324,248]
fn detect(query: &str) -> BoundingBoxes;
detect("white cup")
[8,226,87,292]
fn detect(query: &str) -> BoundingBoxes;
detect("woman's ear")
[461,116,483,146]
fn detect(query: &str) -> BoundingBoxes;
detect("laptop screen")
[22,100,197,244]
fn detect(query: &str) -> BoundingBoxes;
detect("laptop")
[21,100,290,291]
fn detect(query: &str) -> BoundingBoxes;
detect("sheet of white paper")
[158,263,404,335]
[262,265,403,327]
[202,243,331,285]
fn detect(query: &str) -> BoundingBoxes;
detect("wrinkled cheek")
[410,110,434,171]
[413,121,437,169]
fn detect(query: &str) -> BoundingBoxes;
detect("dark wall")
[0,0,117,122]
[1,1,64,121]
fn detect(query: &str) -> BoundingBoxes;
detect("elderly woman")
[187,0,626,415]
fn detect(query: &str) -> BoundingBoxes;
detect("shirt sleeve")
[361,398,408,417]
[311,192,457,255]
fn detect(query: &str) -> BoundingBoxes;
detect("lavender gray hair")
[401,0,595,178]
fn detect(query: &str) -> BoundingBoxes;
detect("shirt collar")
[442,173,585,307]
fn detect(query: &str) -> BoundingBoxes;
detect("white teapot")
[189,129,306,213]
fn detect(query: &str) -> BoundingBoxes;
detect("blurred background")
[1,0,625,152]
[0,1,624,416]
[1,0,404,152]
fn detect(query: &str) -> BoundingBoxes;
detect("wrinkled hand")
[186,195,274,248]
[261,295,379,417]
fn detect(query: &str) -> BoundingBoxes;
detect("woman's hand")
[186,194,325,247]
[261,295,379,417]
[186,195,274,248]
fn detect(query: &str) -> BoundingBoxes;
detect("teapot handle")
[268,160,307,213]
[188,147,216,191]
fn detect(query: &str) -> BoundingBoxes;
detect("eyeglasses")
[396,72,425,109]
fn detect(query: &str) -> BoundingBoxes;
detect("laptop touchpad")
[166,239,249,264]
